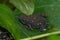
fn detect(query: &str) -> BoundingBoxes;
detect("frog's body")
[19,14,48,32]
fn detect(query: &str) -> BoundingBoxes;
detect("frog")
[19,13,48,32]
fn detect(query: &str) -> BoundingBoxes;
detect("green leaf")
[34,0,60,30]
[48,35,60,40]
[10,0,34,15]
[14,9,44,39]
[0,4,21,40]
[14,0,60,39]
[21,31,60,40]
[44,0,60,30]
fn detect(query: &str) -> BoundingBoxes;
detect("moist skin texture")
[19,14,48,32]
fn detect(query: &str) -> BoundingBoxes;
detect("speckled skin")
[0,26,14,40]
[19,14,48,32]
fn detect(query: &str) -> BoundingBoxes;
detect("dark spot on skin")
[19,14,48,32]
[0,26,14,40]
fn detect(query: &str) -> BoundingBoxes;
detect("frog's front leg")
[25,24,33,30]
